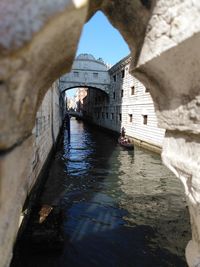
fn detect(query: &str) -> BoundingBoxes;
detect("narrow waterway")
[12,119,190,267]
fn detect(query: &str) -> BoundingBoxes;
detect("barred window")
[143,115,148,125]
[121,69,125,78]
[131,86,135,95]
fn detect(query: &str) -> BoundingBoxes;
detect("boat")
[118,137,134,149]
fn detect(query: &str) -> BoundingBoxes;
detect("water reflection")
[61,119,190,266]
[11,118,191,267]
[114,147,189,257]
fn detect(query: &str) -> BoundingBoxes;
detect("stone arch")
[0,1,200,267]
[59,53,111,95]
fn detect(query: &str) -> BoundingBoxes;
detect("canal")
[12,118,190,267]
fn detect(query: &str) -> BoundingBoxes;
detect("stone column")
[163,132,200,267]
[132,1,200,266]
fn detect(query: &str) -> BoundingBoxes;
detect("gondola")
[118,137,134,149]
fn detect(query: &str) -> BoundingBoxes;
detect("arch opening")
[0,2,199,267]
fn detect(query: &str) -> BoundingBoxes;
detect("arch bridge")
[59,54,111,94]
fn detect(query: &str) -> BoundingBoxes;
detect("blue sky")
[66,11,130,98]
[76,11,130,65]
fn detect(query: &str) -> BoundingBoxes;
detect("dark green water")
[12,119,190,267]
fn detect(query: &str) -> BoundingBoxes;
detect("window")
[111,113,114,120]
[129,114,133,123]
[121,69,125,78]
[102,112,105,119]
[143,115,148,125]
[113,92,115,99]
[145,87,150,93]
[113,75,116,82]
[106,112,108,119]
[93,72,98,79]
[74,71,79,77]
[119,113,122,122]
[131,86,135,95]
[121,90,124,98]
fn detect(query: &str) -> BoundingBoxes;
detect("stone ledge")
[127,136,162,154]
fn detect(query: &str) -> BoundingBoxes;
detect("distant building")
[61,54,165,150]
[66,97,76,111]
[78,55,165,150]
[74,88,88,112]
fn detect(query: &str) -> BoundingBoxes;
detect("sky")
[76,11,130,65]
[66,11,130,98]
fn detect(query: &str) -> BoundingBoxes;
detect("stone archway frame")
[0,1,200,267]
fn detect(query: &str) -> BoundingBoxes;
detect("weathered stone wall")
[0,1,200,267]
[0,82,62,267]
[29,81,62,191]
[131,2,200,266]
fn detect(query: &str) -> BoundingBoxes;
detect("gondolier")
[121,127,125,137]
[118,127,134,149]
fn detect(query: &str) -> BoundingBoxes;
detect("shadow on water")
[11,119,190,267]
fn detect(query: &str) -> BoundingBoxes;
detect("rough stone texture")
[136,0,200,66]
[0,136,34,267]
[129,2,200,265]
[0,0,200,267]
[162,131,200,267]
[133,30,200,135]
[0,83,61,267]
[99,0,154,62]
[0,0,89,149]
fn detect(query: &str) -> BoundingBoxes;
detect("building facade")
[74,87,88,112]
[30,81,62,190]
[0,80,63,267]
[78,55,165,150]
[60,53,110,94]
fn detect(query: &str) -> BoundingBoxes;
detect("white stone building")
[81,55,165,151]
[60,54,110,94]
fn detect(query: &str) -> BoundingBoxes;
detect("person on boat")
[122,137,129,144]
[120,127,131,144]
[121,127,126,138]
